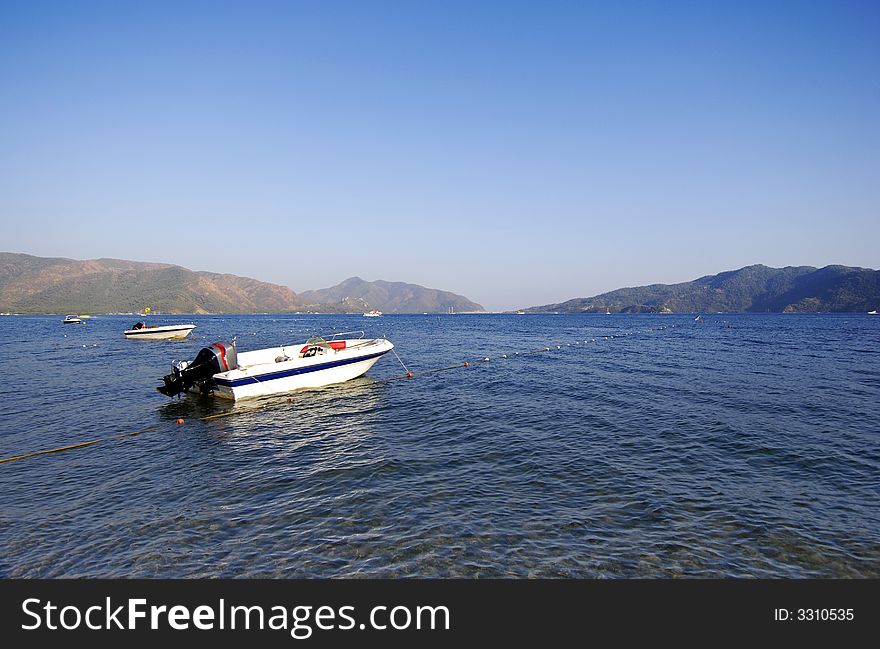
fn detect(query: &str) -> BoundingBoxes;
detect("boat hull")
[193,338,393,400]
[125,324,196,340]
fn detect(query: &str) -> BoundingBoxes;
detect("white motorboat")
[157,332,393,400]
[363,310,382,317]
[125,322,196,340]
[63,315,84,324]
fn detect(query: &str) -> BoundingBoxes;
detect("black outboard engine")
[157,341,238,397]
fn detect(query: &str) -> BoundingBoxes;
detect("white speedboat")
[125,322,196,340]
[157,332,393,400]
[363,310,382,317]
[63,315,84,324]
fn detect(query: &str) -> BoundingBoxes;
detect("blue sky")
[1,1,877,310]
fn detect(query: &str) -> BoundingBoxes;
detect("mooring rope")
[0,323,682,464]
[389,345,411,375]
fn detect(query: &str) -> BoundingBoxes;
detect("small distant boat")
[63,315,84,324]
[363,310,382,317]
[516,311,526,315]
[869,310,878,315]
[605,307,611,315]
[124,322,196,340]
[157,333,393,400]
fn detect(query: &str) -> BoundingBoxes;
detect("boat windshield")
[305,336,328,346]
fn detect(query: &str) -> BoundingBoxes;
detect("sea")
[1,313,878,578]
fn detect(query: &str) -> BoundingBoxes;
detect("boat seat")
[298,341,346,358]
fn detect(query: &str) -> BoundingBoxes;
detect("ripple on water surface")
[0,313,878,577]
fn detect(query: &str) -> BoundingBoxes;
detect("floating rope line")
[0,322,684,464]
[0,426,161,465]
[380,361,472,383]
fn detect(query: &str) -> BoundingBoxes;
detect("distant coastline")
[518,264,880,314]
[0,252,484,315]
[2,253,878,315]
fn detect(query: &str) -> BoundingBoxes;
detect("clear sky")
[1,1,878,311]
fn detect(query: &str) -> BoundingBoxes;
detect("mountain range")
[521,264,880,313]
[4,254,877,315]
[0,253,484,314]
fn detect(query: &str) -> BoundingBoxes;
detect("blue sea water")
[0,313,878,578]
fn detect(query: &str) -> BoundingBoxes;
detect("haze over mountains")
[0,253,484,314]
[522,264,880,314]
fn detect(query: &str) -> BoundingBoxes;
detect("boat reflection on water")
[158,375,389,465]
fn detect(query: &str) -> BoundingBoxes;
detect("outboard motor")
[158,341,238,397]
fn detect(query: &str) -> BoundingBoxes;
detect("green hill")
[522,264,880,313]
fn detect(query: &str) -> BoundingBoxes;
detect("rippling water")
[1,313,878,578]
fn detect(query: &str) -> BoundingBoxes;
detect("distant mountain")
[0,253,300,314]
[0,253,487,315]
[299,276,485,313]
[521,264,880,314]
